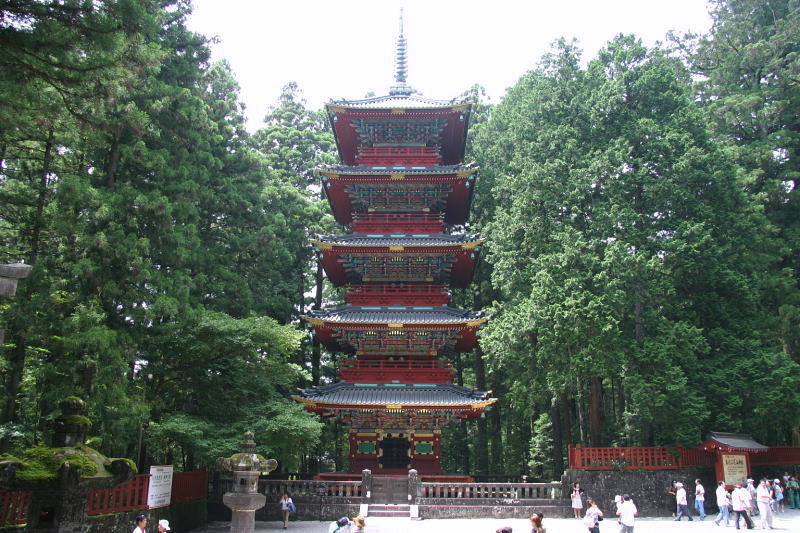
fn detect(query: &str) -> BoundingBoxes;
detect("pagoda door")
[379,436,410,469]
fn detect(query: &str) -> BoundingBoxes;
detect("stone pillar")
[408,469,420,504]
[361,469,372,500]
[218,431,277,533]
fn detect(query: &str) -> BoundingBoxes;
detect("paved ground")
[192,508,800,532]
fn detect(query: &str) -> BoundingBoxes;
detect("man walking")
[756,479,774,529]
[616,494,637,533]
[714,480,731,527]
[695,478,707,520]
[675,482,693,521]
[732,483,754,530]
[747,479,759,516]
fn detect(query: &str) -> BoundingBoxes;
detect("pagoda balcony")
[351,213,445,234]
[339,359,454,383]
[345,283,450,306]
[356,146,442,166]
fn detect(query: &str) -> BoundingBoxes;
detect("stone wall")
[562,467,716,518]
[419,503,571,519]
[209,498,362,524]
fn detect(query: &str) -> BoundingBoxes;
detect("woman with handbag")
[279,492,294,529]
[583,498,603,533]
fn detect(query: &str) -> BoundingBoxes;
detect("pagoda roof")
[319,164,477,176]
[327,94,467,111]
[314,233,482,248]
[296,382,493,407]
[304,305,484,325]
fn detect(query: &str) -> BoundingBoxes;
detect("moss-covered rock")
[13,445,115,483]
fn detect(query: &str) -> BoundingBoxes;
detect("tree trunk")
[561,392,573,445]
[589,376,603,446]
[575,377,587,444]
[551,395,564,478]
[311,258,324,385]
[489,375,503,473]
[106,127,121,189]
[473,346,489,474]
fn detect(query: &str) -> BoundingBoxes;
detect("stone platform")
[191,509,800,533]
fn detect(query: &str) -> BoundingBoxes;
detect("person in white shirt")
[747,479,759,516]
[695,478,707,519]
[132,513,147,533]
[714,480,731,527]
[616,494,637,533]
[732,483,754,529]
[675,482,693,521]
[756,479,774,529]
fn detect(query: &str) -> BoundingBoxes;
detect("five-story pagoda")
[295,14,494,476]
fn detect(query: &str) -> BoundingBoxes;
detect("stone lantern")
[218,431,277,533]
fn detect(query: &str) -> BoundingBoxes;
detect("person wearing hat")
[732,483,754,529]
[746,479,758,516]
[133,514,147,533]
[756,479,774,529]
[158,519,171,532]
[773,478,784,513]
[352,515,365,533]
[328,516,350,533]
[675,482,693,521]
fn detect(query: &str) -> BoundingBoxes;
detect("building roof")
[706,432,768,451]
[296,382,492,406]
[315,233,482,247]
[305,305,483,324]
[327,94,465,111]
[319,164,477,176]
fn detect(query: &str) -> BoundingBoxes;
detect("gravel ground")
[192,508,800,532]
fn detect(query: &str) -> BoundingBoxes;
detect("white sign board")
[722,454,748,486]
[147,465,174,509]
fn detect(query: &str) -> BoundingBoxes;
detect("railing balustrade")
[87,474,150,515]
[0,490,31,526]
[211,478,364,500]
[417,482,562,500]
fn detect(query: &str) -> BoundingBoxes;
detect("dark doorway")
[379,437,410,469]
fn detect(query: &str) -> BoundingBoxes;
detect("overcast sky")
[186,0,713,130]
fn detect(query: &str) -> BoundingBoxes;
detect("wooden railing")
[0,490,31,526]
[87,474,150,515]
[356,146,442,167]
[171,470,209,504]
[751,447,800,465]
[417,482,562,500]
[568,444,714,470]
[87,470,208,515]
[339,359,453,384]
[352,213,445,234]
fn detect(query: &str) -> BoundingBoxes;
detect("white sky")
[186,0,713,130]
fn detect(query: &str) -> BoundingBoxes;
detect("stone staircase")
[367,476,411,518]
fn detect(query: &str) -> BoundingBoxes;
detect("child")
[352,515,365,533]
[530,512,544,533]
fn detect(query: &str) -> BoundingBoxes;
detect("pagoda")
[295,13,495,476]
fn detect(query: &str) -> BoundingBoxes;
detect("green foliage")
[15,445,103,483]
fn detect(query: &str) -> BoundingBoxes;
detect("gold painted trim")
[460,239,486,250]
[303,317,324,326]
[327,105,346,113]
[386,404,402,409]
[388,245,404,251]
[387,323,404,328]
[451,104,469,112]
[466,318,489,327]
[456,169,478,178]
[414,433,435,438]
[311,240,333,250]
[470,399,498,409]
[391,109,406,114]
[319,171,340,179]
[390,174,405,180]
[356,433,378,437]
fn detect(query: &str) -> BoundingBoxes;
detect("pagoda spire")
[389,8,414,96]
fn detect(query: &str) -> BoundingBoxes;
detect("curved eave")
[301,316,488,328]
[326,105,471,166]
[294,397,497,411]
[311,238,484,250]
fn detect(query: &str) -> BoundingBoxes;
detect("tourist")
[329,516,351,533]
[746,479,758,516]
[157,519,171,532]
[755,479,774,529]
[732,483,754,530]
[773,478,784,513]
[616,494,636,533]
[530,512,544,533]
[695,478,707,519]
[571,482,585,518]
[667,480,679,516]
[714,480,731,527]
[132,513,147,533]
[352,515,365,533]
[787,476,800,509]
[674,481,693,521]
[583,498,603,533]
[278,492,294,529]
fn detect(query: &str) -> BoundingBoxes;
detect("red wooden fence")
[170,470,208,504]
[0,490,31,526]
[87,474,150,515]
[568,444,714,470]
[751,447,800,466]
[86,470,208,515]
